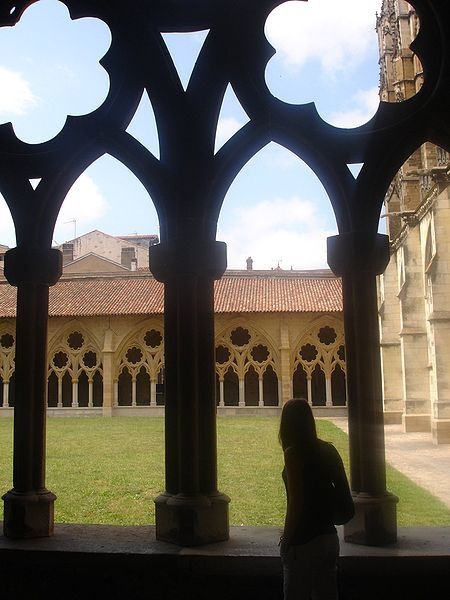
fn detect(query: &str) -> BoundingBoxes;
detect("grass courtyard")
[0,416,449,527]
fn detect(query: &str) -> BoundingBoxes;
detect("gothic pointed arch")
[215,321,280,407]
[292,315,346,407]
[115,320,164,407]
[47,321,103,408]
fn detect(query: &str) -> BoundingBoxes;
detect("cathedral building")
[377,0,450,443]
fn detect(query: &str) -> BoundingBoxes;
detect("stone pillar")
[131,378,137,407]
[238,378,245,407]
[378,257,403,424]
[328,232,398,546]
[427,191,450,444]
[150,379,157,407]
[258,377,264,407]
[398,227,430,432]
[71,380,78,408]
[57,377,63,408]
[102,329,115,417]
[113,381,119,406]
[219,378,225,407]
[88,380,93,408]
[307,377,312,405]
[3,381,9,408]
[150,240,230,546]
[279,321,292,405]
[325,377,332,407]
[2,246,62,538]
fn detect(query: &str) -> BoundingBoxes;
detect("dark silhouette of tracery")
[0,0,449,545]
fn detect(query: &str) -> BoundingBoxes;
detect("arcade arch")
[215,323,280,407]
[116,324,164,407]
[47,324,103,408]
[292,317,346,407]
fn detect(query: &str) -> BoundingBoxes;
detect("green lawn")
[0,416,449,527]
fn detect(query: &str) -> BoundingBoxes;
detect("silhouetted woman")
[279,398,354,600]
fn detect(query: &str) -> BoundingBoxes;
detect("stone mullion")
[306,372,312,405]
[3,381,9,408]
[218,374,225,407]
[258,374,264,407]
[88,378,93,408]
[57,375,63,408]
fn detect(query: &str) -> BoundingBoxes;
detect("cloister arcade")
[0,0,448,554]
[0,317,347,411]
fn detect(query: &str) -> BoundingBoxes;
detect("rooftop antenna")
[64,219,77,240]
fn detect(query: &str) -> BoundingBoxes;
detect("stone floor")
[0,524,449,599]
[330,419,450,509]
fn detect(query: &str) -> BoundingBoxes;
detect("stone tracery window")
[117,327,164,407]
[293,321,346,407]
[0,329,15,408]
[215,326,279,407]
[47,328,103,408]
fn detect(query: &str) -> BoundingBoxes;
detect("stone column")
[2,246,62,538]
[238,378,245,407]
[307,377,312,405]
[88,380,93,408]
[3,381,9,408]
[378,256,403,423]
[102,329,115,416]
[219,378,225,407]
[325,377,332,407]
[328,232,398,546]
[57,377,63,408]
[258,377,264,407]
[398,227,430,431]
[279,321,292,405]
[150,379,157,407]
[150,240,230,546]
[71,380,78,408]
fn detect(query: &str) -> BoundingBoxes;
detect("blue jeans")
[280,533,340,600]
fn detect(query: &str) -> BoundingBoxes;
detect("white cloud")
[265,0,381,73]
[327,86,380,128]
[0,66,38,117]
[218,196,337,270]
[54,174,108,241]
[215,116,245,151]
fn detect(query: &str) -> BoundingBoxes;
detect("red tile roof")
[0,271,342,318]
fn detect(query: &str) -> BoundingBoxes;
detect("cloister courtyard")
[0,416,448,528]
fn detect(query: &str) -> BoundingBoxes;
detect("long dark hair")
[279,398,318,451]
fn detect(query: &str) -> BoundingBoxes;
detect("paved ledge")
[0,525,449,599]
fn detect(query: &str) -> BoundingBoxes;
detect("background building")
[377,0,450,443]
[0,231,346,416]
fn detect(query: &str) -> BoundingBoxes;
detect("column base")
[344,492,398,546]
[155,492,230,546]
[2,489,56,539]
[431,419,450,444]
[102,406,113,417]
[402,413,431,432]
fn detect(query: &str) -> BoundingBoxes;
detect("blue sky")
[0,0,384,269]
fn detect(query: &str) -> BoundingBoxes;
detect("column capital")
[149,240,227,282]
[327,232,390,277]
[4,247,62,287]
